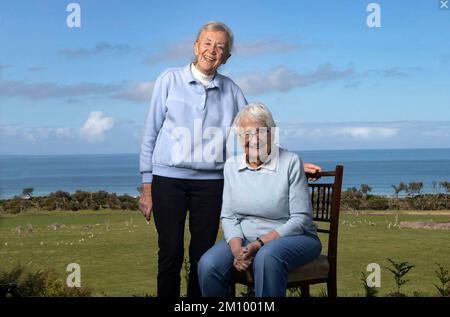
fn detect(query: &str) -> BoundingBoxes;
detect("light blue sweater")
[140,64,248,183]
[221,147,318,243]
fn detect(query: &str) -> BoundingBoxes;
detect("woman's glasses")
[238,127,270,139]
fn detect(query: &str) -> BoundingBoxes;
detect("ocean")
[1,148,450,199]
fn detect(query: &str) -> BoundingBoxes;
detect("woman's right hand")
[229,238,252,272]
[233,257,252,272]
[229,238,243,258]
[233,247,253,272]
[234,247,253,272]
[139,183,153,223]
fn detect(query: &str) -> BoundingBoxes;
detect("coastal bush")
[0,190,139,214]
[364,197,390,210]
[1,184,448,214]
[0,264,92,297]
[0,197,31,214]
[341,187,363,210]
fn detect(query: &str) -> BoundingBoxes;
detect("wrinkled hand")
[139,183,153,223]
[232,247,253,272]
[303,162,322,181]
[233,257,253,272]
[241,242,260,261]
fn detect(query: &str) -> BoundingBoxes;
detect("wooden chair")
[233,165,344,297]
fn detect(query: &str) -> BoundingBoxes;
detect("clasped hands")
[232,242,261,272]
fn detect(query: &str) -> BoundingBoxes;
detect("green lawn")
[1,210,449,297]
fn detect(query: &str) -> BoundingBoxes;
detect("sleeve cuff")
[275,225,303,238]
[225,234,244,244]
[142,172,153,183]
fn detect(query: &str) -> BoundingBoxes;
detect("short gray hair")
[233,102,276,128]
[196,21,234,53]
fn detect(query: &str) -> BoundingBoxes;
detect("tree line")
[0,188,138,214]
[342,181,450,211]
[1,181,449,214]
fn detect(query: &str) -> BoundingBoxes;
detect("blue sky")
[1,0,449,154]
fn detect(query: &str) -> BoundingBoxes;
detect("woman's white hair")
[196,21,234,53]
[233,102,276,128]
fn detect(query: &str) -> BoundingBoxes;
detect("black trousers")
[151,175,224,297]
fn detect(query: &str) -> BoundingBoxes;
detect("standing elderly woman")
[198,103,322,297]
[139,22,321,297]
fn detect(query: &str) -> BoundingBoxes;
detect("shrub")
[365,197,390,210]
[341,187,363,210]
[360,271,378,297]
[406,182,423,197]
[0,264,92,297]
[434,263,450,297]
[385,258,414,297]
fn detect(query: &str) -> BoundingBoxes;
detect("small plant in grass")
[317,287,328,297]
[240,286,254,297]
[433,263,450,297]
[384,258,414,297]
[287,287,301,297]
[360,271,378,297]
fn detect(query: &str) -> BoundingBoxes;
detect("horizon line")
[1,146,450,157]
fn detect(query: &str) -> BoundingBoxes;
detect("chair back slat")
[309,183,333,222]
[315,186,321,218]
[326,186,331,220]
[307,170,342,226]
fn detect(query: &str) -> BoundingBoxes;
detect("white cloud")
[421,129,450,137]
[1,121,449,154]
[56,128,75,139]
[144,38,305,65]
[234,39,302,57]
[281,124,399,139]
[114,81,154,102]
[59,42,131,59]
[0,80,121,100]
[235,64,354,96]
[0,113,115,145]
[79,112,114,143]
[144,40,193,65]
[333,127,399,139]
[0,125,20,136]
[0,78,156,103]
[36,127,51,139]
[364,67,419,78]
[274,121,450,150]
[0,125,77,145]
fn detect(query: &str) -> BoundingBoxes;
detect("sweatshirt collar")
[183,63,223,90]
[238,146,279,172]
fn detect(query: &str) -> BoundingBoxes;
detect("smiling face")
[194,30,230,75]
[238,115,272,166]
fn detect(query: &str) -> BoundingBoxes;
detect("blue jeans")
[198,233,322,297]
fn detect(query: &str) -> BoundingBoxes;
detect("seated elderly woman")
[198,102,321,297]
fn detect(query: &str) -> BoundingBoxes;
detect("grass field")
[1,209,449,297]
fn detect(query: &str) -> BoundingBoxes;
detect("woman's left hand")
[242,242,261,260]
[303,162,321,174]
[303,162,322,181]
